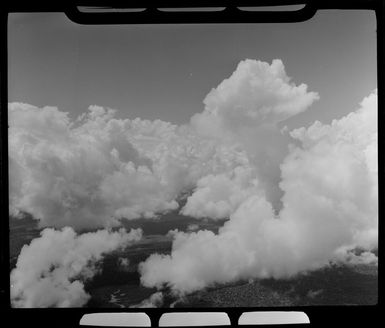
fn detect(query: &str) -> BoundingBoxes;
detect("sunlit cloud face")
[191,59,319,136]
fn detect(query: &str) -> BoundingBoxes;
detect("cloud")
[9,103,257,230]
[11,227,142,307]
[9,59,377,303]
[9,60,318,228]
[190,59,319,209]
[190,59,319,137]
[9,104,185,229]
[283,90,378,251]
[139,90,377,295]
[187,224,200,232]
[118,257,130,269]
[130,292,164,308]
[181,166,261,220]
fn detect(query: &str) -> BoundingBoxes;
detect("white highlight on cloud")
[186,224,200,232]
[181,166,261,220]
[118,257,130,270]
[130,292,164,308]
[139,90,378,294]
[11,227,142,307]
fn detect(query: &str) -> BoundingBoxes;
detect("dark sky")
[8,10,376,129]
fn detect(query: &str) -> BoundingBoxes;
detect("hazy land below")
[10,213,378,308]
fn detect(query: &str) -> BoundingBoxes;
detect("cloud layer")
[11,227,142,307]
[8,104,181,229]
[8,106,252,230]
[9,59,318,230]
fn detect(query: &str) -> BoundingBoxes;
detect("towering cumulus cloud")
[139,90,377,294]
[190,59,319,209]
[11,227,142,307]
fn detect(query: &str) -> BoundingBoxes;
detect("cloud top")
[191,59,319,137]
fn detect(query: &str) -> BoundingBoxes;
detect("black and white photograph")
[8,8,378,308]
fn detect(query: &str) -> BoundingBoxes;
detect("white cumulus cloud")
[190,59,319,137]
[11,227,142,307]
[9,104,183,229]
[181,166,261,220]
[9,103,258,229]
[139,90,377,295]
[190,59,319,209]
